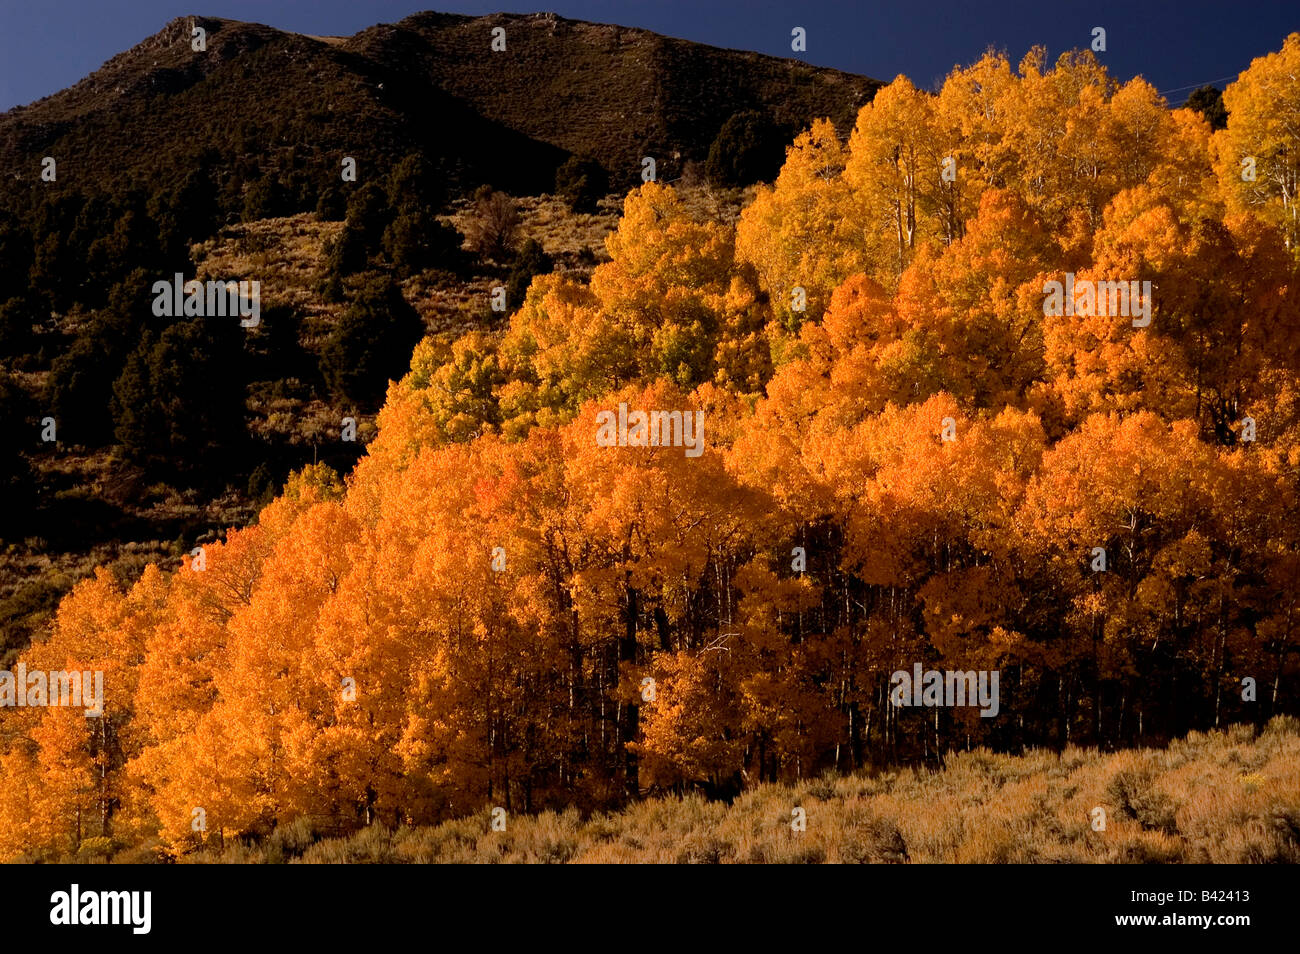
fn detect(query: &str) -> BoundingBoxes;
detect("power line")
[1158,74,1239,97]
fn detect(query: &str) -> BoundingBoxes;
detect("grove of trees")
[4,38,1300,859]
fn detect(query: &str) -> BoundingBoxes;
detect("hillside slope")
[0,11,879,204]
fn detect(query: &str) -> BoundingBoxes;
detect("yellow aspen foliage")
[1214,34,1300,255]
[845,75,947,280]
[736,118,866,325]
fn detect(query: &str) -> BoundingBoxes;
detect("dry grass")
[445,183,754,272]
[175,717,1300,864]
[443,192,619,272]
[194,214,342,326]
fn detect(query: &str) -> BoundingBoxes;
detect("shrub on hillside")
[504,239,553,312]
[319,274,424,410]
[383,209,462,277]
[555,156,609,213]
[463,186,519,262]
[705,110,787,186]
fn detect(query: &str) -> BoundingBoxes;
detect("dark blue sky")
[3,1,1298,112]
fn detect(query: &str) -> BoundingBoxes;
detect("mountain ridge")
[0,11,881,203]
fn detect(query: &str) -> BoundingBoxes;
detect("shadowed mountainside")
[0,11,880,204]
